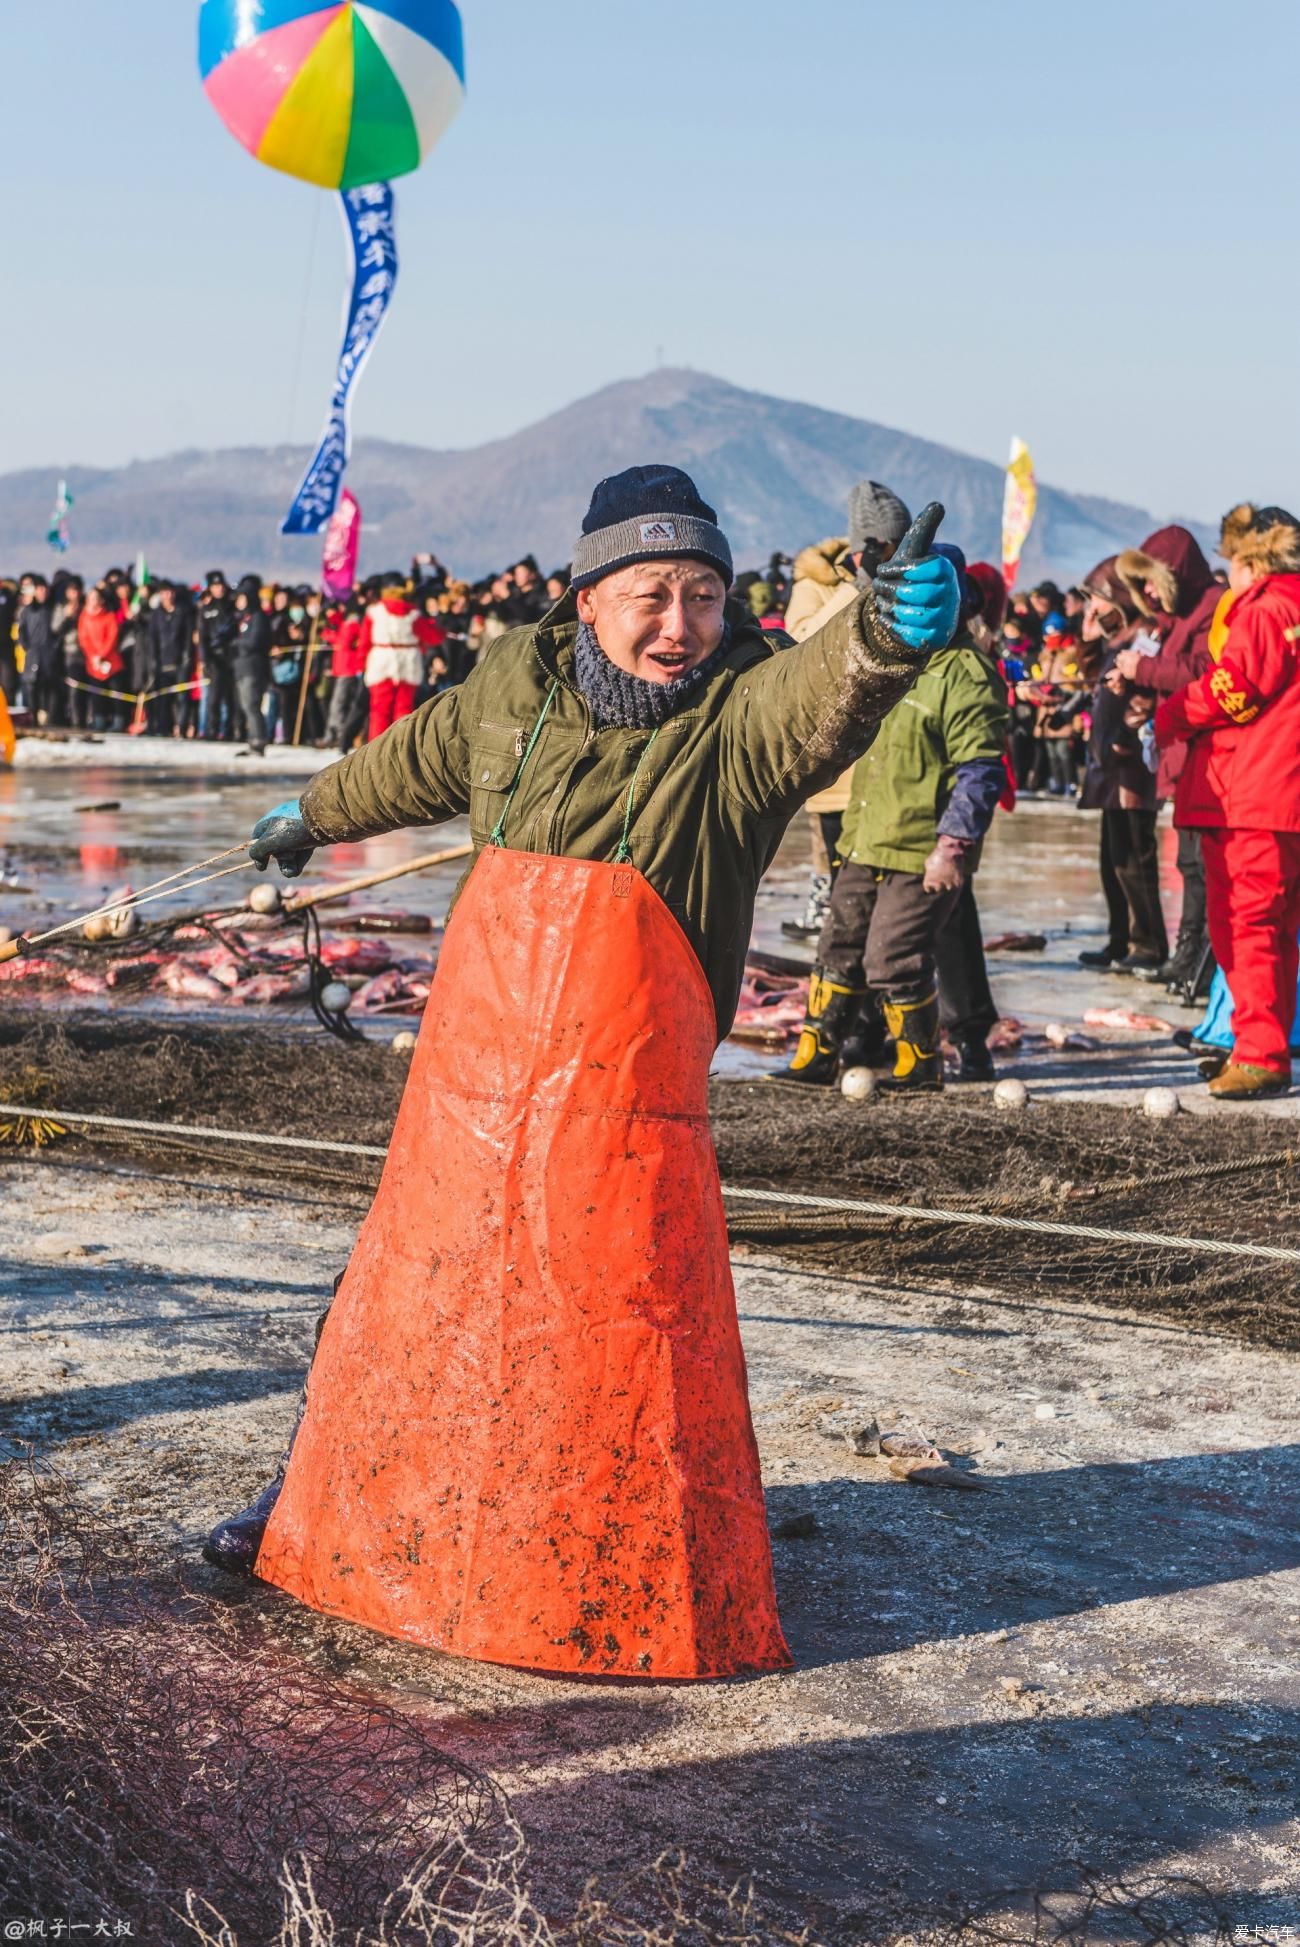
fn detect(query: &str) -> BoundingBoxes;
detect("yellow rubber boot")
[770,970,868,1086]
[880,992,944,1093]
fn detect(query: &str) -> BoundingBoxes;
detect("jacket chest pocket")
[467,735,522,845]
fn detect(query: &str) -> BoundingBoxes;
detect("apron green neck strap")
[613,728,661,867]
[489,680,560,848]
[489,682,662,866]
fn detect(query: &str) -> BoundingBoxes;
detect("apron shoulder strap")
[489,680,560,848]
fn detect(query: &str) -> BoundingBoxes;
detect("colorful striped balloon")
[199,0,465,190]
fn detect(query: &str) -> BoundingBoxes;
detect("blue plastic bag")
[1195,962,1300,1053]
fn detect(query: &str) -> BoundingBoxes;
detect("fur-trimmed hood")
[1082,555,1140,631]
[792,538,853,589]
[1116,526,1214,619]
[1219,503,1300,579]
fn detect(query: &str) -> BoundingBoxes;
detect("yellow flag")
[1002,437,1038,591]
[0,688,14,766]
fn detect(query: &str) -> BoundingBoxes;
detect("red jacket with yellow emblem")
[1156,570,1300,830]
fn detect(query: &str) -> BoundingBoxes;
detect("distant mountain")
[0,369,1214,587]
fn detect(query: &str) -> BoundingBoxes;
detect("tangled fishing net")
[714,1082,1300,1350]
[3,1011,1299,1350]
[0,1461,1257,1947]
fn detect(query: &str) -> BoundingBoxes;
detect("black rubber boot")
[202,1459,295,1576]
[878,992,944,1093]
[769,970,867,1086]
[840,996,889,1071]
[1078,946,1125,970]
[953,1032,996,1084]
[1165,933,1216,1004]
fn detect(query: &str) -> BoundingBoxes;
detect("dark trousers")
[326,672,365,749]
[936,881,998,1039]
[1100,808,1168,963]
[66,663,90,729]
[819,860,961,1004]
[1176,826,1207,949]
[235,669,268,748]
[819,813,844,887]
[202,663,236,740]
[1043,738,1074,794]
[31,675,65,725]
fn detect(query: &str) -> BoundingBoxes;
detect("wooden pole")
[291,592,323,748]
[282,844,473,914]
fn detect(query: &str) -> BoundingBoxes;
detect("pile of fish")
[727,960,1175,1059]
[729,960,810,1048]
[0,901,439,1015]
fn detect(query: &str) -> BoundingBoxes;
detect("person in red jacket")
[1155,505,1300,1098]
[323,596,369,751]
[76,584,125,731]
[1111,526,1223,999]
[358,583,446,741]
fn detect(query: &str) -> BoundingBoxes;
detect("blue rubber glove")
[248,798,316,879]
[870,502,962,657]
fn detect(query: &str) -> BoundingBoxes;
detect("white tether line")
[5,1102,1298,1266]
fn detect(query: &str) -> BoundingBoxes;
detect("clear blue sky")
[1,0,1296,522]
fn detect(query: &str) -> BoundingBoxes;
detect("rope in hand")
[0,847,252,966]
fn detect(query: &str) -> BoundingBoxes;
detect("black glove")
[248,799,316,880]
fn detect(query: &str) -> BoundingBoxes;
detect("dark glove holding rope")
[248,799,317,880]
[861,501,961,663]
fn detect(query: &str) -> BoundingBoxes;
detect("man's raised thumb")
[891,502,945,566]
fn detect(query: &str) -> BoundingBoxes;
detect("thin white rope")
[721,1184,1300,1265]
[17,848,251,951]
[5,1101,1299,1265]
[0,1105,386,1159]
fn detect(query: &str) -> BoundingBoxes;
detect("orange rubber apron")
[256,690,792,1680]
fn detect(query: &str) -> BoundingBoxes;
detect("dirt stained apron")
[256,692,791,1679]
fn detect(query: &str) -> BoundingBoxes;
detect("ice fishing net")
[0,1463,1252,1947]
[712,1083,1300,1350]
[4,1011,1299,1350]
[0,1457,515,1943]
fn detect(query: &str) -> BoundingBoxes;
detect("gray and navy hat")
[570,465,733,591]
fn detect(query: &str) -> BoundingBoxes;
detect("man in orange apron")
[205,466,960,1679]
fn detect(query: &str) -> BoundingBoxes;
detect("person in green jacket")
[204,466,962,1579]
[779,545,1010,1092]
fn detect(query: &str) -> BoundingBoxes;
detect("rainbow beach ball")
[199,0,465,190]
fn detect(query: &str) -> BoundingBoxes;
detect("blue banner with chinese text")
[281,183,399,537]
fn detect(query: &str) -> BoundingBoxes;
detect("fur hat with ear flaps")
[1116,549,1177,617]
[1115,525,1215,619]
[1219,503,1300,579]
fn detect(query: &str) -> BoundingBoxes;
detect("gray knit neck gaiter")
[573,619,732,730]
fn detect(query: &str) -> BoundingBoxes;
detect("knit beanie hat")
[570,465,733,591]
[847,480,911,556]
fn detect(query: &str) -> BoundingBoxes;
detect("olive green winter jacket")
[836,633,1010,875]
[301,591,926,1038]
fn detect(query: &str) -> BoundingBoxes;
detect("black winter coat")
[18,604,59,681]
[233,606,272,680]
[197,596,236,670]
[1080,649,1158,813]
[150,607,191,679]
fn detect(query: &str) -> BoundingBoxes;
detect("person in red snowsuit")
[1155,505,1300,1098]
[358,585,446,742]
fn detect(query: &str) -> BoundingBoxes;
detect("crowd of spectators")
[0,552,582,753]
